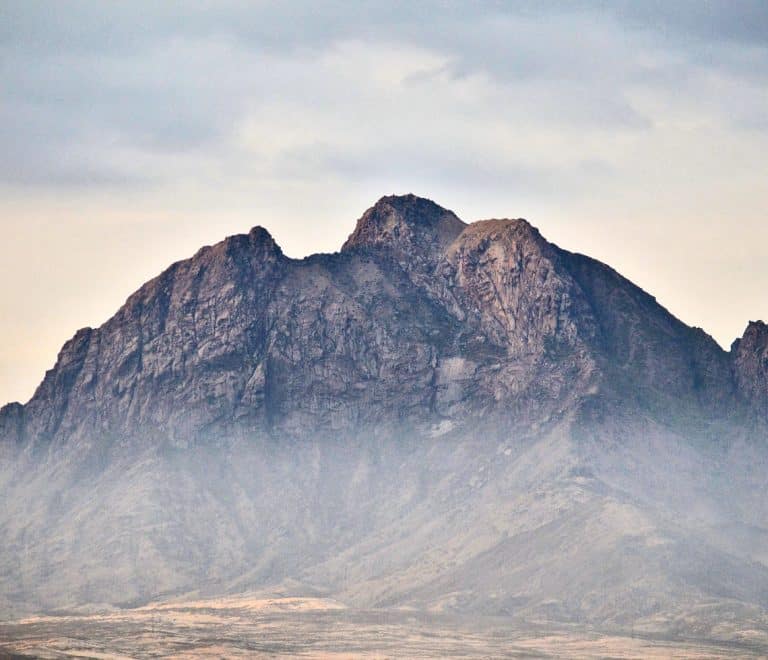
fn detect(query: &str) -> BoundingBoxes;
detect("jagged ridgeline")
[1,195,767,639]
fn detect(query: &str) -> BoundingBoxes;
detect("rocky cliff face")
[1,195,767,642]
[732,321,768,418]
[16,226,287,448]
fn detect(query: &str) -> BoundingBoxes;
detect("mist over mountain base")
[3,424,768,656]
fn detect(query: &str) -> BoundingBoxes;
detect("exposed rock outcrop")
[342,193,466,263]
[732,320,768,417]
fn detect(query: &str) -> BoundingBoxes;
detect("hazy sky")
[1,1,767,405]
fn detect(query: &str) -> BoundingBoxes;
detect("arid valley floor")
[2,594,767,659]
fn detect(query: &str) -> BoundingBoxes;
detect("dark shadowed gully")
[1,195,768,655]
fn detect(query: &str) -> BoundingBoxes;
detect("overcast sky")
[1,1,767,405]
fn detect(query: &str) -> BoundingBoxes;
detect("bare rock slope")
[1,195,767,644]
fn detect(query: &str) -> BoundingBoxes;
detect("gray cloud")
[2,1,766,191]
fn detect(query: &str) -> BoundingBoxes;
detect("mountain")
[1,194,767,646]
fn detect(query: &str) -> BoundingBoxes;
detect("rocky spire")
[731,320,768,414]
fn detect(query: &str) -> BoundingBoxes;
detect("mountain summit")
[342,193,466,258]
[1,195,767,646]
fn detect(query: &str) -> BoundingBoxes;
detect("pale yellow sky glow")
[1,2,767,405]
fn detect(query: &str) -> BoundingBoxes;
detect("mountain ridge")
[0,194,757,407]
[2,194,760,441]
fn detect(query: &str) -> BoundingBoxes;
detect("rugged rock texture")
[1,195,767,644]
[16,226,287,448]
[342,193,466,263]
[6,194,755,449]
[733,321,768,418]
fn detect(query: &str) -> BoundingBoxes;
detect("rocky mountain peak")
[341,194,466,261]
[744,319,767,337]
[213,225,284,262]
[249,224,281,246]
[731,320,768,414]
[0,401,23,448]
[443,217,595,355]
[730,320,768,357]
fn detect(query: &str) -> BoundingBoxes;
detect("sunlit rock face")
[342,193,467,261]
[1,195,767,643]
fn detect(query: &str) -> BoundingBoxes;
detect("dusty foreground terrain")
[1,596,766,659]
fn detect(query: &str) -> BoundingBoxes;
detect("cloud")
[1,2,765,194]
